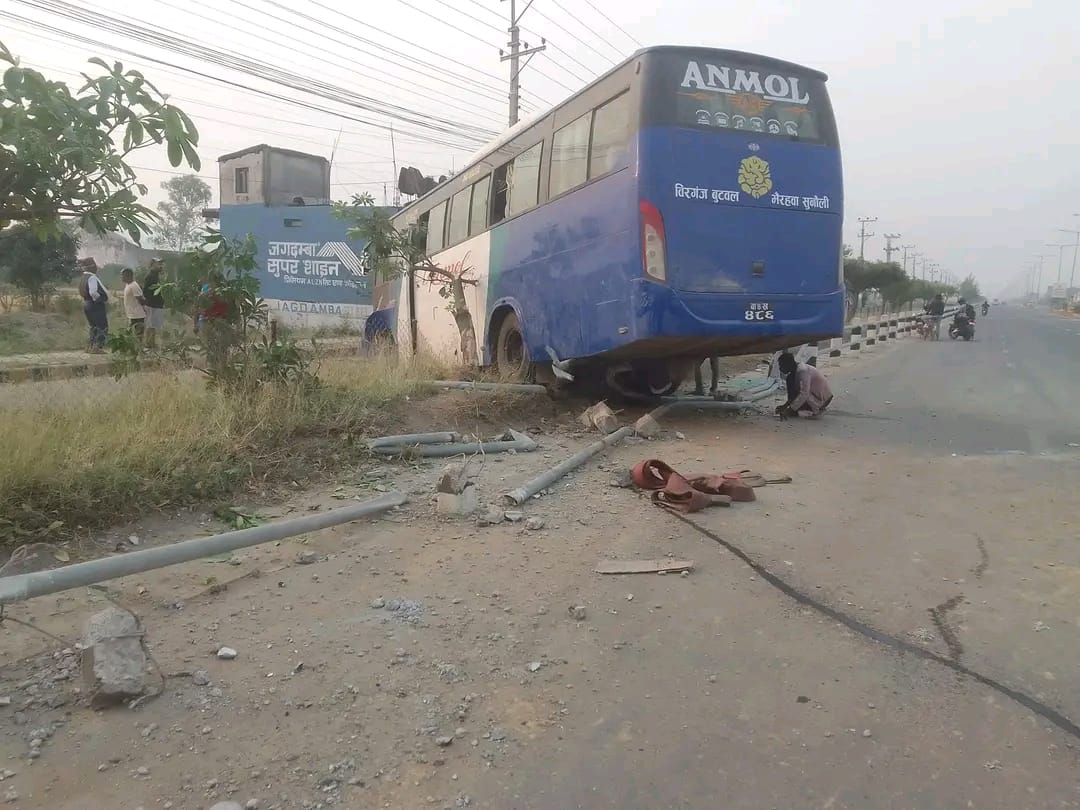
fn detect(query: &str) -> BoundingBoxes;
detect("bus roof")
[396,44,828,217]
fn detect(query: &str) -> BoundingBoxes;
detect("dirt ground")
[0,340,1078,809]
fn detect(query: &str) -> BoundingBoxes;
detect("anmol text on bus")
[679,62,811,104]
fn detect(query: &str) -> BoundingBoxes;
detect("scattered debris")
[0,697,10,707]
[625,593,634,602]
[504,510,524,523]
[568,605,587,621]
[191,671,210,686]
[81,606,149,708]
[478,506,505,526]
[370,597,386,609]
[437,483,479,516]
[608,470,634,489]
[862,729,873,738]
[527,661,542,673]
[634,413,661,439]
[216,647,238,660]
[595,559,694,575]
[579,401,620,434]
[435,736,454,747]
[525,517,545,531]
[296,550,319,565]
[210,803,244,810]
[1034,621,1050,632]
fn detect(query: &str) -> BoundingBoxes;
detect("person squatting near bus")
[77,257,109,353]
[775,352,833,418]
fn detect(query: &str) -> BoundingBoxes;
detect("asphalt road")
[838,304,1080,455]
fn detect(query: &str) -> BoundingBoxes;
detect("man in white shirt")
[77,257,109,353]
[121,268,147,342]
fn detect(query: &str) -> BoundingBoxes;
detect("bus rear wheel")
[494,312,531,382]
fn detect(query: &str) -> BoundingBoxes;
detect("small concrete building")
[218,144,331,207]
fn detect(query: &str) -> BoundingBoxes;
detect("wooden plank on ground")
[594,559,694,575]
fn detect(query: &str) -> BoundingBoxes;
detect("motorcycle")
[949,313,975,341]
[981,302,989,316]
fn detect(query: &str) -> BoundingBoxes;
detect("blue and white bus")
[366,45,844,395]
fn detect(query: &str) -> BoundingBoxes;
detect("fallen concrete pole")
[0,491,407,606]
[422,380,548,394]
[502,425,635,506]
[368,432,460,449]
[370,429,538,458]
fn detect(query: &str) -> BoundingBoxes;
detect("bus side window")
[469,174,492,236]
[589,92,630,179]
[447,187,471,247]
[508,142,541,216]
[426,200,447,255]
[550,113,590,198]
[490,162,510,225]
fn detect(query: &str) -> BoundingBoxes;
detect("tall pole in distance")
[501,0,546,126]
[1033,253,1051,303]
[1058,228,1080,294]
[1045,243,1068,284]
[857,217,877,264]
[901,244,915,274]
[883,233,900,264]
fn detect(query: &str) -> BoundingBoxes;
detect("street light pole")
[1059,227,1080,294]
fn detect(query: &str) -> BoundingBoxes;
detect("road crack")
[674,513,1080,743]
[972,536,989,579]
[929,594,965,660]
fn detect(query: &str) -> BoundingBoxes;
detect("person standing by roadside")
[77,257,109,353]
[142,258,166,348]
[121,268,148,343]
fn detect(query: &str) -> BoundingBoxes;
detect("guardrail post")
[849,325,862,353]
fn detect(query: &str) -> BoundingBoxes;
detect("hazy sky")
[3,0,1078,296]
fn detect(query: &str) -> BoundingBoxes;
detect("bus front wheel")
[494,312,531,382]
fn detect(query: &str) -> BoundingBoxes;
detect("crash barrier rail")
[779,307,962,369]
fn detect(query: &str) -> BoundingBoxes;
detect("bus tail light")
[640,200,667,282]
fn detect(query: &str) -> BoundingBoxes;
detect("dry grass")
[0,352,455,543]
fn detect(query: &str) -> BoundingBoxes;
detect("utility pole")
[911,252,924,279]
[901,244,915,274]
[389,125,400,207]
[1045,242,1069,284]
[501,0,546,126]
[883,233,900,264]
[1032,253,1051,302]
[1058,228,1080,294]
[857,217,877,264]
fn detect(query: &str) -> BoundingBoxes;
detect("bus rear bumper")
[603,284,845,360]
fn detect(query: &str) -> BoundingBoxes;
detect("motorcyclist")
[981,300,990,316]
[952,298,975,339]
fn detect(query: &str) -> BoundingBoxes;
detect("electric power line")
[580,0,642,47]
[11,0,499,146]
[548,0,625,61]
[531,2,618,66]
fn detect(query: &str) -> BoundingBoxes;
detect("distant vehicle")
[365,46,844,395]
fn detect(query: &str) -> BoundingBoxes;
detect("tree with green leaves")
[335,193,479,366]
[155,174,212,250]
[0,41,200,240]
[958,273,981,301]
[0,223,78,310]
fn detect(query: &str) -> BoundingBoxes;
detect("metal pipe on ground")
[0,492,407,606]
[370,429,539,458]
[368,432,459,449]
[422,380,548,394]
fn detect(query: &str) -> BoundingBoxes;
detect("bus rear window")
[663,56,831,143]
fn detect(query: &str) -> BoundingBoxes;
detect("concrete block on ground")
[437,484,479,516]
[635,413,661,439]
[81,606,149,707]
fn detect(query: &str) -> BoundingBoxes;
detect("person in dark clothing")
[77,257,109,352]
[142,258,166,348]
[924,293,945,340]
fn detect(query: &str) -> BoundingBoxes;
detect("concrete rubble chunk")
[80,606,148,708]
[634,413,661,439]
[209,803,244,810]
[437,484,479,516]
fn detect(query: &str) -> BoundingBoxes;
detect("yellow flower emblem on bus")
[738,155,773,199]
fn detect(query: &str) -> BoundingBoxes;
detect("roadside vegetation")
[0,352,451,546]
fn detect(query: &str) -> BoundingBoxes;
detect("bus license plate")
[745,303,775,321]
